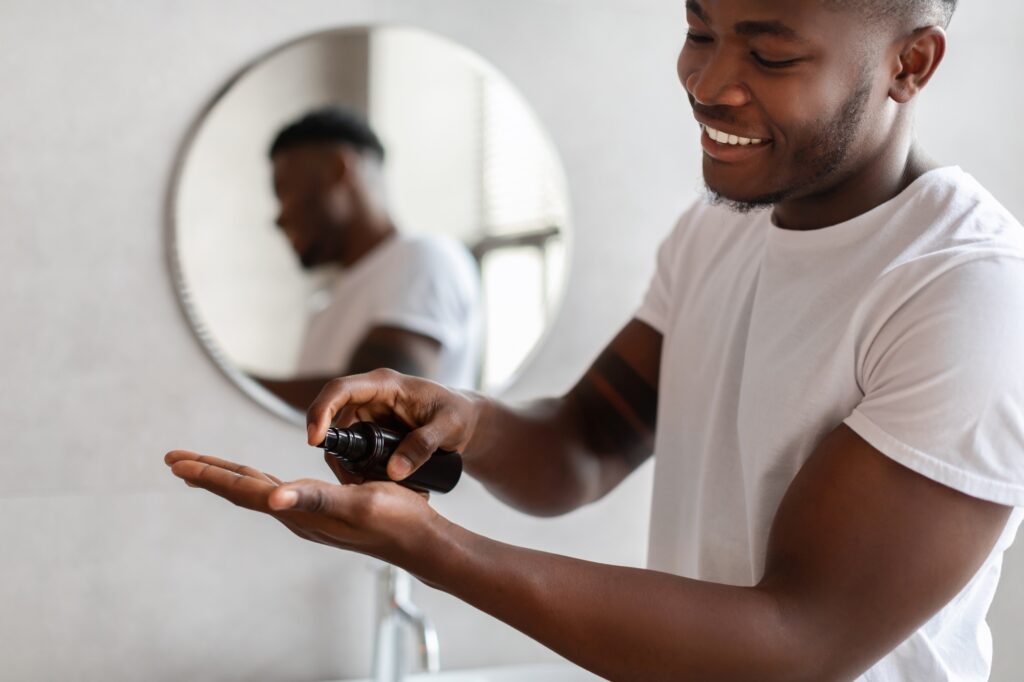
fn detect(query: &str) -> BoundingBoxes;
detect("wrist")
[398,508,467,591]
[457,390,492,464]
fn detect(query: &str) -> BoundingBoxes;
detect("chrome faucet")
[371,563,440,681]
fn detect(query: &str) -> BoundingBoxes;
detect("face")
[272,146,350,269]
[679,0,888,209]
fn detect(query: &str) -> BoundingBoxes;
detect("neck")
[771,133,939,231]
[338,212,397,267]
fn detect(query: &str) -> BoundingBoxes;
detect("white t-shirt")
[636,167,1024,681]
[296,233,483,389]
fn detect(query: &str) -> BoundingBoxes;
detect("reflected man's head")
[680,0,955,212]
[269,108,388,269]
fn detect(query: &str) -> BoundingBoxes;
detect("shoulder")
[856,168,1024,313]
[897,167,1024,254]
[382,233,480,302]
[390,233,477,271]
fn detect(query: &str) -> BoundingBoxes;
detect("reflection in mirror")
[252,107,484,410]
[171,25,572,421]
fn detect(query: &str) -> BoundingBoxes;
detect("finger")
[170,459,276,511]
[388,423,449,481]
[165,451,276,483]
[339,402,398,429]
[306,370,401,445]
[324,452,364,485]
[165,450,202,466]
[332,405,360,429]
[268,478,361,515]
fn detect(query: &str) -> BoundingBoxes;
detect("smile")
[700,123,773,163]
[703,124,767,147]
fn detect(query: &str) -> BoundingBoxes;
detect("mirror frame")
[166,23,573,424]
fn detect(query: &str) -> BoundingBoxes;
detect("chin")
[704,162,757,197]
[704,178,765,205]
[700,160,786,205]
[703,172,789,212]
[297,251,320,269]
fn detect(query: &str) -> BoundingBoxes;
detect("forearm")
[460,319,660,514]
[253,376,332,410]
[464,394,621,516]
[411,519,811,682]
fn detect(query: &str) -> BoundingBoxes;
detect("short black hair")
[827,0,957,28]
[269,107,386,160]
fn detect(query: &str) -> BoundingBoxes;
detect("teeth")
[705,125,763,147]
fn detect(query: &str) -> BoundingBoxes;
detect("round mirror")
[170,25,572,422]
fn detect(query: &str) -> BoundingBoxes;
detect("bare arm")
[304,318,662,515]
[465,318,661,514]
[253,325,442,410]
[401,424,1010,680]
[168,423,1010,681]
[346,325,441,377]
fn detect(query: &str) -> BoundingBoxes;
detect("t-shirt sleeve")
[844,255,1024,507]
[371,238,480,349]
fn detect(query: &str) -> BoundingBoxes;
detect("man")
[167,2,1024,679]
[252,108,483,408]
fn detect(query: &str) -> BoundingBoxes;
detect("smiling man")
[167,2,1024,680]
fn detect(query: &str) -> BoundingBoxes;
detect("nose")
[275,211,301,248]
[681,52,750,108]
[275,205,293,233]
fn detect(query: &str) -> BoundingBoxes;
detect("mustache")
[688,94,744,128]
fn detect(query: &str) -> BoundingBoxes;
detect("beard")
[705,76,873,214]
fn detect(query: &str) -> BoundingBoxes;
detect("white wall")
[1,0,1022,680]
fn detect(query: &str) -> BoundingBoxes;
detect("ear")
[324,146,353,185]
[889,26,946,104]
[314,145,355,191]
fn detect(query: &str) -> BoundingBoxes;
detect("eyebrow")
[734,20,808,43]
[686,0,810,44]
[685,0,710,22]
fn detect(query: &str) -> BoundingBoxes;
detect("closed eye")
[751,52,801,69]
[686,32,713,44]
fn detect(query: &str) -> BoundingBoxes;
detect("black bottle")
[316,421,463,494]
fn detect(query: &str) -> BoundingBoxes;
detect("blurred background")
[1,0,1022,679]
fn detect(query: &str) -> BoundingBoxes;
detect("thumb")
[388,425,446,481]
[268,479,340,514]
